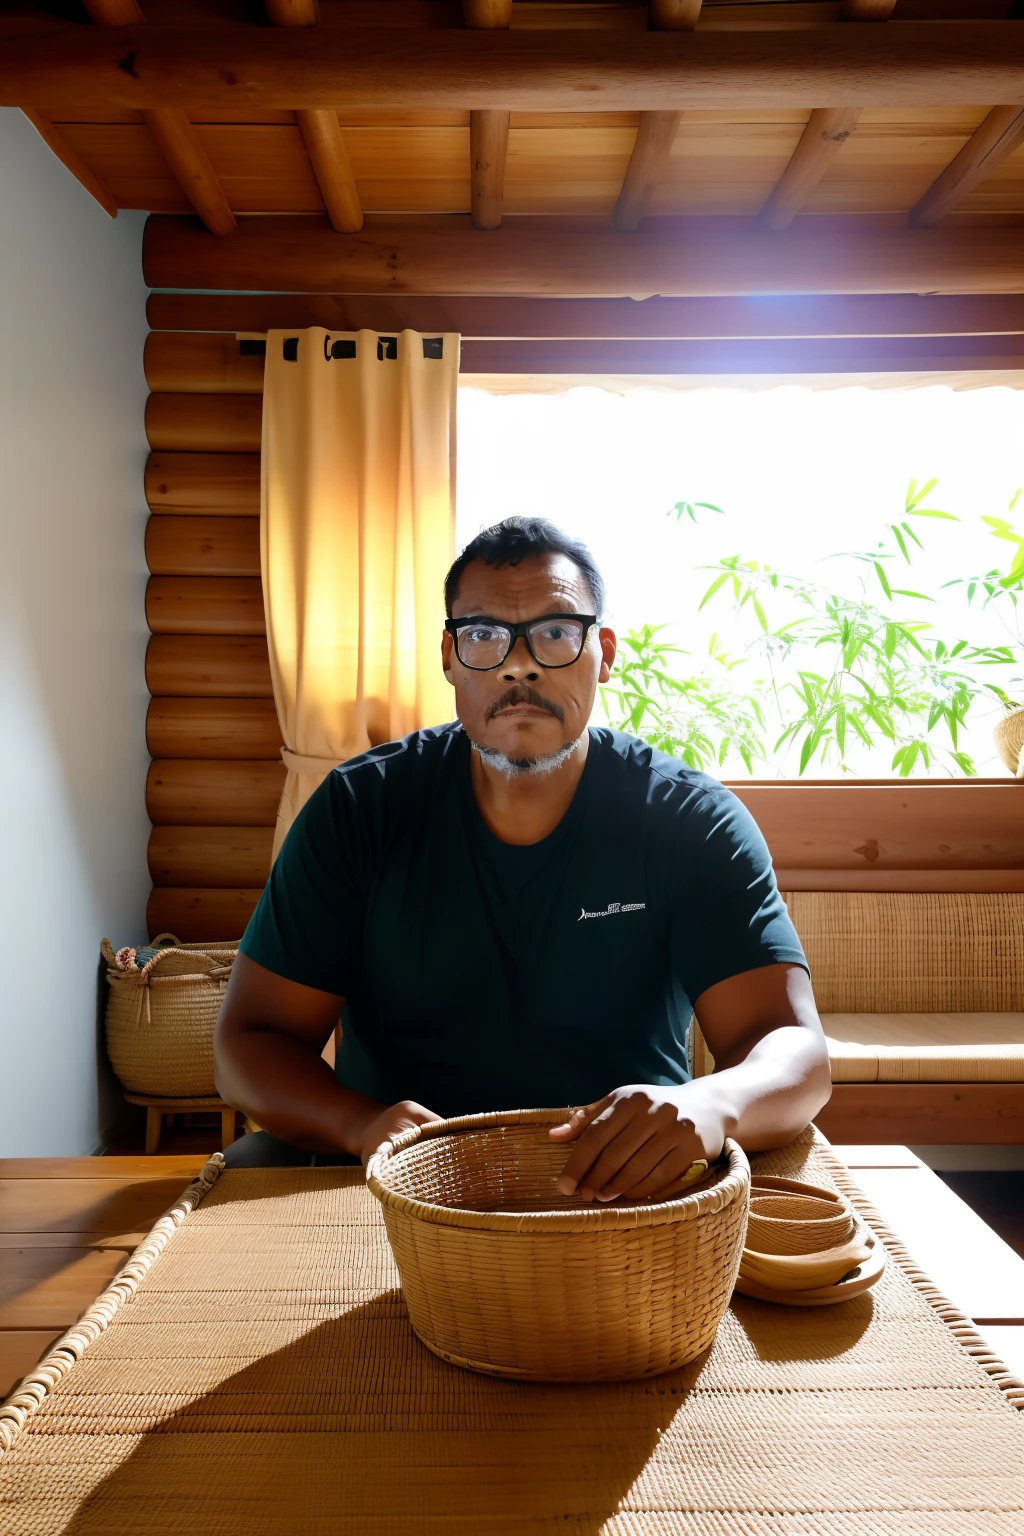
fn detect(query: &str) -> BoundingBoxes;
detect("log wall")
[144,320,274,940]
[144,299,1024,941]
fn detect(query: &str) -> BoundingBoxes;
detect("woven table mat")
[2,1129,1023,1535]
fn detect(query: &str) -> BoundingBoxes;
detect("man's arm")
[214,953,440,1160]
[550,962,831,1202]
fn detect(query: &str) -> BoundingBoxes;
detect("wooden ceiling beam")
[6,25,1024,113]
[143,214,1024,298]
[465,0,511,232]
[614,111,683,232]
[758,108,862,231]
[81,0,234,234]
[266,0,362,234]
[911,105,1024,228]
[757,1,889,231]
[145,291,1024,341]
[612,1,694,233]
[21,110,116,218]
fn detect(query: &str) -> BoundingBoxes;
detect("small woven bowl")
[366,1108,750,1382]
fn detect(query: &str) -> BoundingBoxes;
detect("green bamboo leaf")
[874,562,893,600]
[751,595,769,633]
[907,507,958,521]
[698,572,732,610]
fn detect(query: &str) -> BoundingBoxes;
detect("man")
[215,517,831,1201]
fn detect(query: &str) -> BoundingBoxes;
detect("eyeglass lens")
[456,618,586,669]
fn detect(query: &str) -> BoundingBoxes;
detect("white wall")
[0,109,150,1154]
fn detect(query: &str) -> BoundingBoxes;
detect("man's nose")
[500,636,540,682]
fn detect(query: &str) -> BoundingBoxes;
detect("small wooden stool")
[124,1093,240,1155]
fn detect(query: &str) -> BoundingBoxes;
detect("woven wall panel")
[784,891,1024,1013]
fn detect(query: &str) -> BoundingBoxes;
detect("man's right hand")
[358,1099,442,1165]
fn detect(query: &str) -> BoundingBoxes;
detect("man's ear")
[441,628,456,687]
[598,625,617,685]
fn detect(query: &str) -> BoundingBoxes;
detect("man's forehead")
[451,553,591,618]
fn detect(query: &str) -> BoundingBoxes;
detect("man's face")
[442,553,617,765]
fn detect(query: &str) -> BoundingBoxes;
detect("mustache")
[486,685,565,723]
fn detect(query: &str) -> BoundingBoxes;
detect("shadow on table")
[731,1289,875,1361]
[62,1289,695,1535]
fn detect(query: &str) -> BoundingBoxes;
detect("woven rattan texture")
[370,1115,748,1380]
[1,1131,1023,1534]
[101,940,236,1097]
[784,892,1024,1012]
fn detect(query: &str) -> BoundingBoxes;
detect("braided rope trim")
[0,1152,225,1461]
[817,1142,1024,1411]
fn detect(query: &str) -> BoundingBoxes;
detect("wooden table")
[2,1147,1023,1400]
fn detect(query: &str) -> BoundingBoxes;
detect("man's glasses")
[445,614,598,671]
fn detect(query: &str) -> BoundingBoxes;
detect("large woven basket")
[366,1108,750,1382]
[100,934,236,1097]
[994,705,1024,776]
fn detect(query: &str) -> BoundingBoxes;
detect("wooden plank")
[912,105,1024,227]
[145,331,264,394]
[148,825,275,887]
[146,575,266,635]
[146,758,285,826]
[0,1157,205,1178]
[849,1164,1024,1321]
[0,1179,188,1234]
[735,782,1024,872]
[816,1083,1024,1145]
[779,870,1024,892]
[146,697,282,758]
[614,111,683,231]
[146,393,262,452]
[146,451,260,515]
[147,886,262,942]
[145,292,1024,339]
[0,1248,128,1330]
[20,110,117,216]
[146,514,260,577]
[146,634,273,697]
[831,1145,923,1168]
[6,24,1024,115]
[142,213,1024,298]
[0,1333,63,1401]
[150,329,1024,384]
[0,1232,148,1250]
[758,107,861,229]
[459,335,1024,372]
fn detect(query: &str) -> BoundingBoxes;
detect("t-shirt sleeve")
[238,771,367,996]
[666,783,807,1005]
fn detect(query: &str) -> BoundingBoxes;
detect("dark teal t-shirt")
[240,724,806,1118]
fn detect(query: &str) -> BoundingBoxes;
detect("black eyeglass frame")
[444,613,600,670]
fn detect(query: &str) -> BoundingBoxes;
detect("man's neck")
[469,732,591,846]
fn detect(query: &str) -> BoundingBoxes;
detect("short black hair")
[444,517,606,619]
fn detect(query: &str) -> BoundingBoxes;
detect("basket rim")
[365,1107,750,1233]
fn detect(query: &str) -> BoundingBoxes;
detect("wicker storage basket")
[994,705,1024,776]
[366,1108,750,1382]
[100,934,236,1097]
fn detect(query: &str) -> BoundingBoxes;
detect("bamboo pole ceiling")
[6,1,1024,255]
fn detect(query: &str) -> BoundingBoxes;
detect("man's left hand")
[549,1083,727,1203]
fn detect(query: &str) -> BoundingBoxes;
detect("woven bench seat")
[824,1013,1024,1083]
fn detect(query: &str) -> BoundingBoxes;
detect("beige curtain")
[261,328,460,856]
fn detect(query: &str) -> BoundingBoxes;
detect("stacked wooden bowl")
[735,1175,885,1306]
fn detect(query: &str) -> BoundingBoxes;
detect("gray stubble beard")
[469,732,585,781]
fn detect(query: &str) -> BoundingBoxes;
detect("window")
[457,383,1024,779]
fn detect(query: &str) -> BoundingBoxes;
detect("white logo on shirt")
[578,901,646,922]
